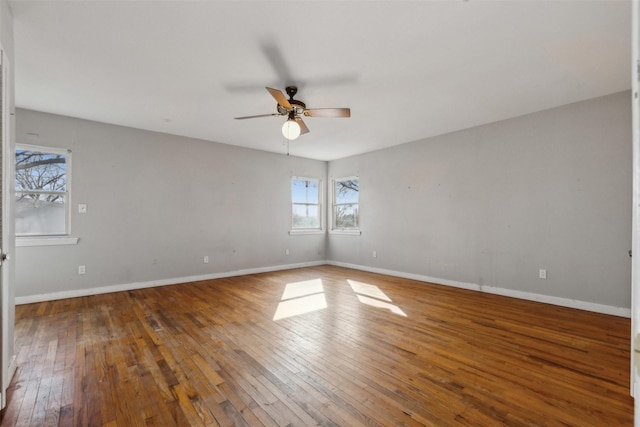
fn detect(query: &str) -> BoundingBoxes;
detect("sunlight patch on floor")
[348,279,407,317]
[356,295,407,317]
[347,280,392,302]
[281,278,324,300]
[273,279,327,321]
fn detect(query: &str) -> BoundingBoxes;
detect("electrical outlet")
[539,269,547,279]
[373,250,377,258]
[78,203,87,214]
[285,249,290,256]
[204,256,209,264]
[78,265,86,275]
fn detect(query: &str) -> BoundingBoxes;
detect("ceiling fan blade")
[304,108,351,118]
[296,117,310,135]
[234,113,282,120]
[266,87,292,110]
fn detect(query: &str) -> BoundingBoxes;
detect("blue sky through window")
[292,178,319,204]
[335,178,358,204]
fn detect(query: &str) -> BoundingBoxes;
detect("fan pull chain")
[283,135,290,156]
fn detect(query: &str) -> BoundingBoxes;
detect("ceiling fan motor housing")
[277,87,306,116]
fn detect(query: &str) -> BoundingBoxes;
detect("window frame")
[290,176,324,235]
[15,143,73,240]
[330,175,361,235]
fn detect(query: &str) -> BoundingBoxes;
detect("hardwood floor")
[0,265,633,426]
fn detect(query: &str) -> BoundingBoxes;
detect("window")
[16,144,71,236]
[332,176,359,231]
[291,177,321,231]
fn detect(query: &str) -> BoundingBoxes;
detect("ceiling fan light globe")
[282,119,301,140]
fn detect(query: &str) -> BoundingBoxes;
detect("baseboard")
[15,260,326,305]
[327,261,632,318]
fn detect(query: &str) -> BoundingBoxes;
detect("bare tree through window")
[15,146,69,236]
[333,178,359,229]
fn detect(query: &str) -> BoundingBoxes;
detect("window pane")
[334,204,359,229]
[292,204,320,229]
[16,149,67,192]
[335,179,359,204]
[15,192,66,235]
[292,178,319,204]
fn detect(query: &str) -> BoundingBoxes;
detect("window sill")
[17,237,79,247]
[289,230,325,236]
[329,229,361,236]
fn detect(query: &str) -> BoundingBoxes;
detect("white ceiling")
[9,0,631,161]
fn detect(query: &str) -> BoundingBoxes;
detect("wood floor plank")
[0,265,634,426]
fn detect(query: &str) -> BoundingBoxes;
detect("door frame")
[0,45,15,409]
[632,0,639,422]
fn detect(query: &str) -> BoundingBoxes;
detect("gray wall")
[328,91,632,309]
[15,109,326,298]
[15,91,632,310]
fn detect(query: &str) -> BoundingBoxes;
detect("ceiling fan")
[234,86,351,140]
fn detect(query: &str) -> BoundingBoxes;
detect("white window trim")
[15,143,73,239]
[329,229,362,236]
[289,230,325,236]
[290,176,324,234]
[17,237,78,247]
[330,175,360,234]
